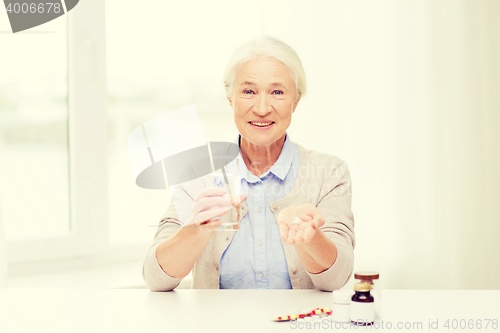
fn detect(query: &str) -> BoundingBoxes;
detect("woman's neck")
[240,135,286,177]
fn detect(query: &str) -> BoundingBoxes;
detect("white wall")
[3,0,498,290]
[0,196,7,287]
[264,0,500,289]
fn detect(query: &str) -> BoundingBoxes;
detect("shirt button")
[225,237,229,242]
[258,241,262,246]
[257,208,262,213]
[216,267,219,271]
[259,272,264,278]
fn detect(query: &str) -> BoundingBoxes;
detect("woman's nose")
[254,95,272,115]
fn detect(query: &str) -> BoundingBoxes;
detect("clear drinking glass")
[211,170,241,231]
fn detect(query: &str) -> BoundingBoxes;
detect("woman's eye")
[273,90,284,95]
[243,89,254,95]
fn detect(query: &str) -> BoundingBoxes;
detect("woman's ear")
[292,93,301,113]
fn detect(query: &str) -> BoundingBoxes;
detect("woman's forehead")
[238,80,288,90]
[235,57,294,85]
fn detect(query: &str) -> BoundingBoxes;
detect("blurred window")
[0,16,69,241]
[105,0,262,245]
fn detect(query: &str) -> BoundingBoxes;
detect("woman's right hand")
[185,187,246,234]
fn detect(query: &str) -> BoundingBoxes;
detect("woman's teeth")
[250,122,273,127]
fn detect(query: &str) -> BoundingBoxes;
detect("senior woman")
[143,36,355,291]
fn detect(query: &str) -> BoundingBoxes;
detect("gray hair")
[223,35,307,100]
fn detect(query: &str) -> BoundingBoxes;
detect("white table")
[0,289,498,332]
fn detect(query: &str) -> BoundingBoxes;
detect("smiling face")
[228,56,300,148]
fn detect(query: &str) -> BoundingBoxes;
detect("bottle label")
[350,301,375,324]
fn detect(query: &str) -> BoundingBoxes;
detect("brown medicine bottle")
[354,271,381,320]
[350,282,375,326]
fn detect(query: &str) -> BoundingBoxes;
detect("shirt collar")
[227,133,294,182]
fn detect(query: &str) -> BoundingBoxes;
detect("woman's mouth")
[249,121,275,128]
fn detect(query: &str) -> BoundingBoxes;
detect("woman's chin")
[241,133,283,147]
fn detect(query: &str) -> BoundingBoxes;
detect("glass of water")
[210,170,241,231]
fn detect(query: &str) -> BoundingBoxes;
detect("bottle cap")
[332,289,355,304]
[354,271,379,280]
[354,282,372,292]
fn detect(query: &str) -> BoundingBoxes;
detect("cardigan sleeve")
[306,160,355,291]
[142,183,196,292]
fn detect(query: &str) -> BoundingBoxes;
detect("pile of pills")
[273,307,332,322]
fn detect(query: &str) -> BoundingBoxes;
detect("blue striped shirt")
[219,133,300,289]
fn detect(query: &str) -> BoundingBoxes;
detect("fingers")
[193,186,227,202]
[183,207,228,227]
[294,227,304,243]
[191,196,231,216]
[193,187,246,205]
[276,204,324,245]
[286,226,297,244]
[302,225,316,243]
[227,193,247,208]
[185,187,248,233]
[235,193,247,205]
[298,212,313,222]
[311,215,325,229]
[191,187,228,216]
[198,217,223,233]
[192,189,247,216]
[278,223,289,242]
[195,207,229,224]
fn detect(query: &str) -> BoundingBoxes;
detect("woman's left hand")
[277,204,325,245]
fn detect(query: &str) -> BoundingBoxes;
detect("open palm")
[277,204,325,244]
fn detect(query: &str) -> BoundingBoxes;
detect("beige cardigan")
[143,143,355,291]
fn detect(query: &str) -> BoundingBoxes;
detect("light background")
[0,0,499,290]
